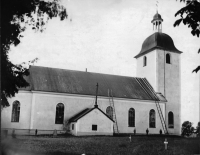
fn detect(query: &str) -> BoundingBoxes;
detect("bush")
[196,122,200,137]
[181,121,194,137]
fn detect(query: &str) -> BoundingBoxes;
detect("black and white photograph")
[1,0,200,154]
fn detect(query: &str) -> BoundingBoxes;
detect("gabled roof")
[68,106,114,123]
[20,65,166,102]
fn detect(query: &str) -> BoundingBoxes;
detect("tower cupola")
[151,12,163,32]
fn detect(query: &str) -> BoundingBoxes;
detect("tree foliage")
[1,0,67,108]
[174,0,200,37]
[196,122,200,137]
[174,0,200,73]
[181,121,194,137]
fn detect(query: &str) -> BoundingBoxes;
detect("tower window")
[11,101,20,122]
[143,56,147,67]
[55,103,64,124]
[168,111,174,128]
[128,108,135,127]
[166,53,171,64]
[149,109,156,128]
[106,106,113,119]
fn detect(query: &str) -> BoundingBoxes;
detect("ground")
[1,134,200,155]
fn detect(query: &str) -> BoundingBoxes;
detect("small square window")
[92,125,97,131]
[72,124,74,130]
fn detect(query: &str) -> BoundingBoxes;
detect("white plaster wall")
[99,98,165,134]
[70,123,77,135]
[136,49,181,135]
[77,108,113,136]
[2,90,166,134]
[157,50,181,134]
[30,92,96,130]
[32,92,165,134]
[1,91,32,129]
[136,50,157,91]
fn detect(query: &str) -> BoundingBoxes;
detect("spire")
[94,83,98,108]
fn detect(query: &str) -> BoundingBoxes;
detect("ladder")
[142,78,168,134]
[108,89,119,134]
[135,78,168,134]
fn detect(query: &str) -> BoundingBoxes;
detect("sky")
[9,0,200,125]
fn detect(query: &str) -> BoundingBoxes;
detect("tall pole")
[95,83,98,107]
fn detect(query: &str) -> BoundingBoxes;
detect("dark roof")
[21,65,166,102]
[151,12,163,23]
[18,75,31,91]
[134,32,182,58]
[68,106,114,123]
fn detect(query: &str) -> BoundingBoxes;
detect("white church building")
[1,12,182,136]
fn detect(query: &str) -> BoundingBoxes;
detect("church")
[1,12,182,136]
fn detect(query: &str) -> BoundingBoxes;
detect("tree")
[1,0,68,108]
[174,0,200,73]
[196,122,200,137]
[181,121,194,137]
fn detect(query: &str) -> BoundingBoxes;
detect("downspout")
[164,50,166,97]
[164,50,167,131]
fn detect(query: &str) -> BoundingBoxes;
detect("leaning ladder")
[142,78,168,134]
[136,78,168,134]
[108,89,119,134]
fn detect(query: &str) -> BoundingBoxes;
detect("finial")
[156,0,159,13]
[95,83,99,108]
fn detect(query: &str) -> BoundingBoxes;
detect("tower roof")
[151,12,163,23]
[134,32,182,58]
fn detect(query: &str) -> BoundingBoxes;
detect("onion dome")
[151,12,163,23]
[134,32,182,58]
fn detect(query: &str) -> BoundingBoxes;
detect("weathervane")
[156,0,159,13]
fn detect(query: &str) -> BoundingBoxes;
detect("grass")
[1,134,200,155]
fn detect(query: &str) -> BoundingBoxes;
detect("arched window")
[143,56,147,67]
[149,109,156,128]
[166,53,171,64]
[11,101,20,122]
[128,108,135,127]
[168,111,174,128]
[55,103,64,124]
[106,106,113,119]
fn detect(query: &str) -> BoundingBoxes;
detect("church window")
[166,53,171,64]
[143,56,147,67]
[11,101,20,122]
[128,108,135,127]
[92,125,97,131]
[106,106,113,119]
[72,124,74,130]
[55,103,64,124]
[168,111,174,128]
[149,109,156,128]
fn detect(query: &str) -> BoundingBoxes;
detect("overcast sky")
[9,0,200,125]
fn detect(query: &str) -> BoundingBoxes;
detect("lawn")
[1,134,200,155]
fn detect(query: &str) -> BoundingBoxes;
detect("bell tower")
[151,11,163,33]
[134,12,182,135]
